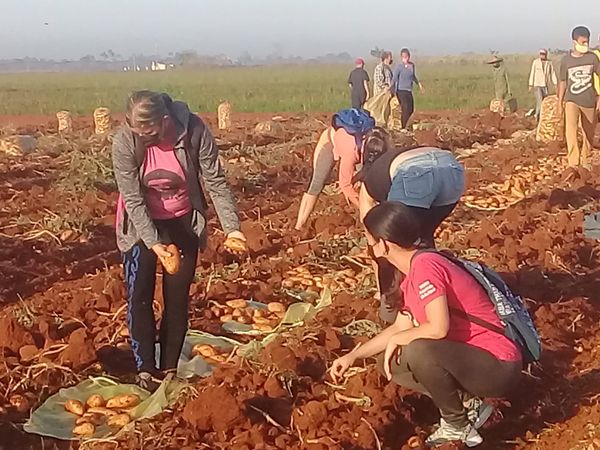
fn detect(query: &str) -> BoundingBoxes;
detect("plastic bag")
[24,376,182,441]
[222,289,332,337]
[178,331,242,379]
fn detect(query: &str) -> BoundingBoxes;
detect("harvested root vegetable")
[64,399,85,416]
[281,279,295,288]
[207,354,227,363]
[9,394,30,413]
[220,314,233,323]
[232,308,243,318]
[107,413,132,428]
[73,422,95,436]
[159,244,181,275]
[223,237,248,254]
[267,302,285,313]
[252,316,271,325]
[106,394,140,409]
[236,316,251,324]
[86,394,105,408]
[226,299,247,309]
[87,406,118,417]
[76,413,104,426]
[192,344,217,358]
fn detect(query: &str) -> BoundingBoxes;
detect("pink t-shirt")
[400,253,521,362]
[332,128,360,205]
[141,144,192,220]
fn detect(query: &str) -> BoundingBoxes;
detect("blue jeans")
[388,149,465,208]
[534,87,548,121]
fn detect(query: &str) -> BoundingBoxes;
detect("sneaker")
[136,371,162,392]
[426,419,483,448]
[465,397,495,429]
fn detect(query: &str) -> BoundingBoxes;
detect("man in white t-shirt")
[528,49,558,122]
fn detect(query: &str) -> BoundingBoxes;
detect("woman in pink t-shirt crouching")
[329,202,522,448]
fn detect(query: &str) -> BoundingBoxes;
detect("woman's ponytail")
[352,127,391,184]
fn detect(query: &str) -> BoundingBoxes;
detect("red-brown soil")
[0,111,599,450]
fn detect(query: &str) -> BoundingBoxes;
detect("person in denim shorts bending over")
[353,129,465,323]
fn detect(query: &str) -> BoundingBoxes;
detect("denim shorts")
[388,149,465,208]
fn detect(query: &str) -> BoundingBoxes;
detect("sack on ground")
[364,92,392,127]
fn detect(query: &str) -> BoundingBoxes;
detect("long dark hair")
[364,202,424,250]
[364,202,425,309]
[352,127,392,184]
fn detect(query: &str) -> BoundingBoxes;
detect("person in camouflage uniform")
[487,56,511,101]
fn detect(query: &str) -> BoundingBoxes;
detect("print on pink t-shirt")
[400,252,521,362]
[142,145,192,220]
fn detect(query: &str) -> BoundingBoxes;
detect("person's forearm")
[395,320,448,344]
[558,82,566,103]
[349,323,404,360]
[342,187,359,207]
[359,186,377,222]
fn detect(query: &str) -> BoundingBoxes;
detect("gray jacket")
[112,95,240,253]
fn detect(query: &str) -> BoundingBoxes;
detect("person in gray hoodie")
[112,90,247,389]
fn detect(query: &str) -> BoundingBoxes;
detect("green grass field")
[0,55,547,115]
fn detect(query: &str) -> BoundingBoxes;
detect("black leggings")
[123,213,199,372]
[379,339,522,427]
[397,90,415,129]
[378,203,458,323]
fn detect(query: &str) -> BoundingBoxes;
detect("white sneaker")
[465,397,495,429]
[426,419,483,448]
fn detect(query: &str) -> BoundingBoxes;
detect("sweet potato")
[207,354,227,363]
[107,413,132,428]
[64,399,85,416]
[252,324,274,333]
[252,316,271,325]
[76,413,104,426]
[73,422,95,436]
[159,244,181,275]
[236,316,251,324]
[106,394,140,409]
[226,299,247,309]
[87,406,118,417]
[86,394,105,408]
[220,314,233,323]
[9,394,30,413]
[192,344,217,358]
[267,302,285,313]
[223,237,248,253]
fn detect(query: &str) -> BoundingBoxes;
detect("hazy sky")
[0,0,598,59]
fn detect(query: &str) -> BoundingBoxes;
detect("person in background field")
[593,36,600,96]
[558,26,600,169]
[112,90,247,390]
[348,58,370,109]
[330,202,522,448]
[392,48,424,129]
[487,55,511,102]
[528,49,558,122]
[373,51,394,97]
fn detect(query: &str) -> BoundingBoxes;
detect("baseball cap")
[355,58,365,65]
[539,48,548,54]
